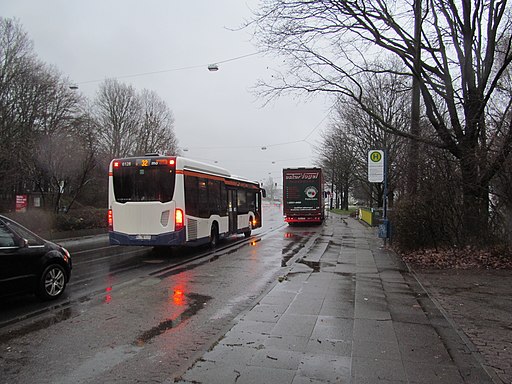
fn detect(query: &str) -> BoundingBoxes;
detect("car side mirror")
[18,238,29,248]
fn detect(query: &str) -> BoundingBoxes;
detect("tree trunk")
[460,153,489,243]
[407,0,422,195]
[343,183,349,210]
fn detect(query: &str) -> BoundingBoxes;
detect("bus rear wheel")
[209,224,219,248]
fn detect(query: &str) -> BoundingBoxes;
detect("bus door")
[227,189,238,233]
[255,191,262,226]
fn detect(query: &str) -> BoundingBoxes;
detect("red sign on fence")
[15,194,28,212]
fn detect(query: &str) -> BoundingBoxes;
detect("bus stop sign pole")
[368,150,389,240]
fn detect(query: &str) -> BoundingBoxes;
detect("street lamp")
[208,64,219,72]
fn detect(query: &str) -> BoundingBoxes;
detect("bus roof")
[176,156,231,178]
[177,158,260,186]
[110,155,259,186]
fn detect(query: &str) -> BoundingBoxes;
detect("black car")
[0,214,72,300]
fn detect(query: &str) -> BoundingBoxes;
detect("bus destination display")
[115,158,174,167]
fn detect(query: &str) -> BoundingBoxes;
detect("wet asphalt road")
[1,206,510,383]
[0,204,294,383]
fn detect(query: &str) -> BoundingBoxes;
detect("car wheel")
[37,264,67,300]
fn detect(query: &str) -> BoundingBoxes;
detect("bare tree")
[0,17,41,201]
[317,124,357,210]
[93,81,180,161]
[94,78,141,160]
[318,66,410,209]
[251,0,512,242]
[0,18,179,215]
[135,89,179,156]
[0,18,91,212]
[31,108,97,213]
[14,66,94,212]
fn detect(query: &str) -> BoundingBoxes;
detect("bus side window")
[248,191,256,212]
[208,179,221,216]
[185,176,199,217]
[198,178,209,218]
[237,190,248,214]
[220,184,228,216]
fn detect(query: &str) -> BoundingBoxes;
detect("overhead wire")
[76,51,261,85]
[184,110,331,152]
[75,48,330,159]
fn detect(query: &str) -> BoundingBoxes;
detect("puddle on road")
[297,259,321,272]
[281,235,309,267]
[295,258,337,273]
[133,292,212,346]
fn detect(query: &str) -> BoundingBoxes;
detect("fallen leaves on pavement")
[398,246,512,269]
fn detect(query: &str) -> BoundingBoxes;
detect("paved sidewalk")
[175,215,496,384]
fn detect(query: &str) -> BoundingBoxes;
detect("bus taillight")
[175,208,184,230]
[108,209,113,231]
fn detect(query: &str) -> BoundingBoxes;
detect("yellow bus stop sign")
[370,151,382,162]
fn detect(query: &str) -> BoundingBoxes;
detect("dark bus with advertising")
[283,167,325,224]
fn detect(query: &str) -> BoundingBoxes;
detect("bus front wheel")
[244,220,252,238]
[209,224,219,248]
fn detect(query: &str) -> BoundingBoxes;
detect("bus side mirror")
[261,189,267,198]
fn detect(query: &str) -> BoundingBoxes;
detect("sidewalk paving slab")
[174,215,499,384]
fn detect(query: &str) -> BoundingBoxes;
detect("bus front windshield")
[113,163,176,203]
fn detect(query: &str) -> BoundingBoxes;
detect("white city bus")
[108,155,264,247]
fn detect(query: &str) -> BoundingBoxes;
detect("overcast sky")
[1,0,330,186]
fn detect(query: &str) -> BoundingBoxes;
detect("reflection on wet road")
[0,203,331,384]
[0,204,285,327]
[134,292,212,347]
